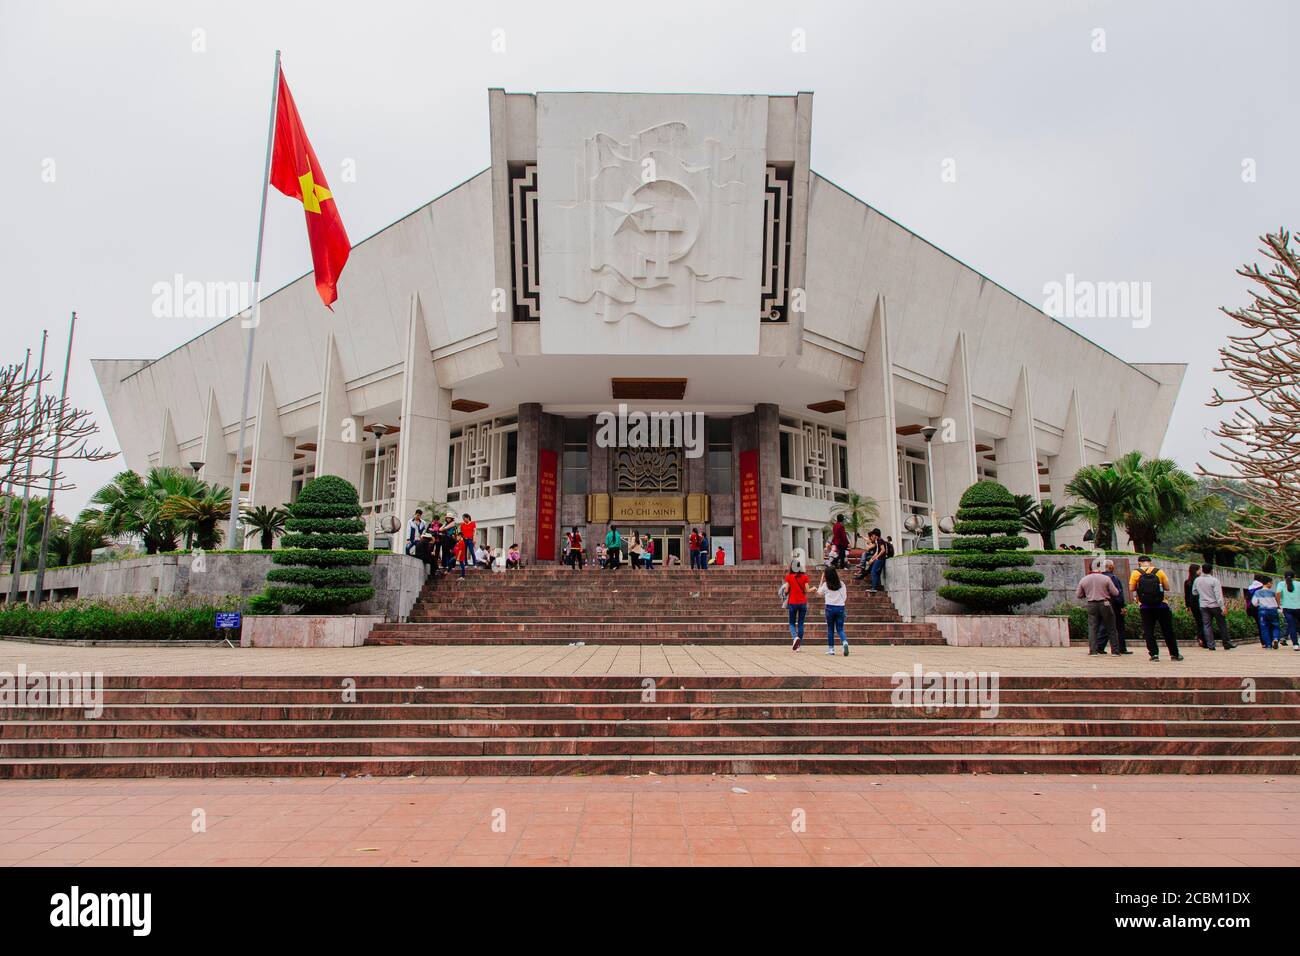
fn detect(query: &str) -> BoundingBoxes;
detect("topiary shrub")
[937,480,1049,612]
[252,475,375,614]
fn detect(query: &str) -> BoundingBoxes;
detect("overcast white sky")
[3,0,1297,514]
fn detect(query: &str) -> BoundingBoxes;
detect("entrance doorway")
[627,527,684,566]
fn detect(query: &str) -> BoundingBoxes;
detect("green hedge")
[938,480,1048,613]
[283,517,366,535]
[270,549,376,567]
[1051,601,1258,644]
[252,476,375,613]
[0,596,242,641]
[280,532,370,551]
[266,565,375,586]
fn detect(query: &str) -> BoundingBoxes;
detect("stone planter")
[240,614,385,648]
[926,614,1069,647]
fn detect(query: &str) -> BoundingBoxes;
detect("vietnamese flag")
[269,69,350,309]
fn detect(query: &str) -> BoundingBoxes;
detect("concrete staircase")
[367,565,945,646]
[2,675,1297,778]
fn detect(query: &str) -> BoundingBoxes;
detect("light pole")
[189,460,205,478]
[919,425,940,550]
[366,424,389,548]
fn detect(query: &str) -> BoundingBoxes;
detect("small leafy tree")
[1022,499,1072,549]
[250,476,374,614]
[241,505,289,550]
[1064,465,1141,550]
[937,480,1048,612]
[822,491,879,549]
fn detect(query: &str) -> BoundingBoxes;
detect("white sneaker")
[825,649,835,655]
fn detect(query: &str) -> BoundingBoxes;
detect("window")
[706,417,732,494]
[447,415,519,501]
[562,418,588,495]
[779,415,847,499]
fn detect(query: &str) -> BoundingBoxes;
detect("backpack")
[1135,569,1164,604]
[885,539,895,559]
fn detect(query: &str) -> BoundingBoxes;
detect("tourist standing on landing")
[780,555,810,651]
[816,565,849,656]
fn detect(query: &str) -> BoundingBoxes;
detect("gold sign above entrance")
[611,496,686,522]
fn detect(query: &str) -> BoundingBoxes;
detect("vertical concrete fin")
[249,363,294,513]
[315,333,363,486]
[997,365,1040,502]
[931,330,978,520]
[394,292,452,551]
[845,295,902,544]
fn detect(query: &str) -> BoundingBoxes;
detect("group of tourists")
[1075,556,1292,661]
[1241,570,1300,649]
[824,514,893,592]
[780,554,850,655]
[587,526,726,570]
[406,509,521,579]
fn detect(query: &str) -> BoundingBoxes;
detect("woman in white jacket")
[816,566,849,656]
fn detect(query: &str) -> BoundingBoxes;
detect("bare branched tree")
[0,360,114,494]
[1199,228,1300,548]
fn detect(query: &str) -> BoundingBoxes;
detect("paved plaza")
[2,639,1295,678]
[2,773,1297,867]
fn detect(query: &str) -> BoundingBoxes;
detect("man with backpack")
[689,528,702,569]
[1128,555,1182,661]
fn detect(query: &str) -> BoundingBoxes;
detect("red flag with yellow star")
[269,69,350,309]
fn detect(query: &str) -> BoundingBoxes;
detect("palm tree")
[828,491,880,549]
[1065,465,1142,550]
[1012,494,1038,525]
[80,467,221,554]
[0,495,55,572]
[160,484,232,551]
[1022,499,1072,549]
[241,504,288,550]
[1112,451,1205,555]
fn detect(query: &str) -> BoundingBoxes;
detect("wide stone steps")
[1,675,1297,778]
[365,623,943,645]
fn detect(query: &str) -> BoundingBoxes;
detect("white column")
[995,365,1040,502]
[199,388,235,495]
[845,295,902,544]
[314,332,363,488]
[394,292,452,552]
[249,363,295,514]
[930,330,978,522]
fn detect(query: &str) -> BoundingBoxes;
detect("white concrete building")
[94,90,1184,563]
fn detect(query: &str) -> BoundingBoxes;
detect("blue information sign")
[215,611,242,630]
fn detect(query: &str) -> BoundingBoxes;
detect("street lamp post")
[920,425,940,550]
[366,424,389,549]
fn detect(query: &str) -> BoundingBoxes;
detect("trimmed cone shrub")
[937,480,1049,612]
[250,475,375,614]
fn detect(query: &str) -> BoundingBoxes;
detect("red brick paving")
[2,774,1298,867]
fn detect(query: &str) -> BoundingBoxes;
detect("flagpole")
[8,331,47,604]
[227,49,282,551]
[32,312,76,605]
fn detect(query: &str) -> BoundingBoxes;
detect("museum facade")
[94,91,1185,563]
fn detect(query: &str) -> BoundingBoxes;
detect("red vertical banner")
[738,448,761,562]
[536,448,558,561]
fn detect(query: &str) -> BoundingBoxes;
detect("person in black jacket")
[1103,560,1133,654]
[1183,564,1205,648]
